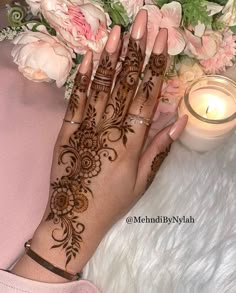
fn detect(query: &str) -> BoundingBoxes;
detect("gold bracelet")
[24,240,82,281]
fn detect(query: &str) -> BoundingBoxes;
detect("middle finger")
[102,10,148,126]
[83,25,121,126]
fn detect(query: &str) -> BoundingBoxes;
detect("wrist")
[12,212,106,283]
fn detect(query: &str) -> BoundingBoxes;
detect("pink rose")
[25,0,41,15]
[11,31,74,87]
[41,0,109,54]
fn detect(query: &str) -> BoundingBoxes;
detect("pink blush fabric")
[0,40,66,268]
[0,270,100,293]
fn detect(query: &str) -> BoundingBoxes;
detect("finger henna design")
[91,56,114,93]
[107,38,144,122]
[68,73,90,118]
[142,53,167,101]
[146,145,171,190]
[89,55,114,106]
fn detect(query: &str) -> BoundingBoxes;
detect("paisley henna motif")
[146,145,171,189]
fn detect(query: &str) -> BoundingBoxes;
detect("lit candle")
[178,75,236,152]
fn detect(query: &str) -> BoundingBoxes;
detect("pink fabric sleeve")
[0,40,66,268]
[0,270,100,293]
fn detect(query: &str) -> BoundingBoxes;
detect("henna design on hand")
[141,53,167,114]
[91,56,114,93]
[46,52,141,266]
[68,73,90,118]
[106,38,144,123]
[146,145,171,190]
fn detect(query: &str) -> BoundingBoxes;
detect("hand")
[12,10,187,282]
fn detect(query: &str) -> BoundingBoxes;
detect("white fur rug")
[84,133,236,293]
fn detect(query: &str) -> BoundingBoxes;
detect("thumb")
[135,115,188,195]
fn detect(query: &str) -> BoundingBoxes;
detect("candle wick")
[206,106,210,115]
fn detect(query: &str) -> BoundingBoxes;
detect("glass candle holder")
[178,75,236,152]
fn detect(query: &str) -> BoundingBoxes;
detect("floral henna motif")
[142,53,167,102]
[68,73,90,117]
[46,178,86,266]
[46,40,145,267]
[96,38,144,146]
[146,145,171,189]
[46,55,138,265]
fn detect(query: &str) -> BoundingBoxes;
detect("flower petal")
[194,22,205,37]
[207,2,223,16]
[167,28,186,55]
[144,5,162,55]
[161,1,182,28]
[201,35,218,59]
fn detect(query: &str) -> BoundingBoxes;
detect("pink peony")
[144,2,186,56]
[41,0,109,54]
[200,31,236,74]
[11,31,74,87]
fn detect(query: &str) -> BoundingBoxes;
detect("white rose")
[11,31,74,87]
[25,0,41,15]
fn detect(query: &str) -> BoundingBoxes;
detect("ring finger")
[61,50,93,139]
[125,28,168,146]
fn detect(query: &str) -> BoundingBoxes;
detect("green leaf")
[73,54,84,65]
[31,23,40,32]
[103,1,130,28]
[182,0,212,27]
[154,0,172,7]
[230,25,236,34]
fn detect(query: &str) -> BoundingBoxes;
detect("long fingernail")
[168,115,188,141]
[79,50,93,74]
[106,25,121,54]
[131,9,147,40]
[153,28,168,54]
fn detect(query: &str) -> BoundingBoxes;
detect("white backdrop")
[85,131,236,293]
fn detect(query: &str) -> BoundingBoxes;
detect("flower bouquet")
[0,0,235,108]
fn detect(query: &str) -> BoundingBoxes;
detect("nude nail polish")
[105,25,121,54]
[131,9,148,40]
[168,115,188,141]
[79,51,93,74]
[153,28,168,54]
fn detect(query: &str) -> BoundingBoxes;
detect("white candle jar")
[178,75,236,152]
